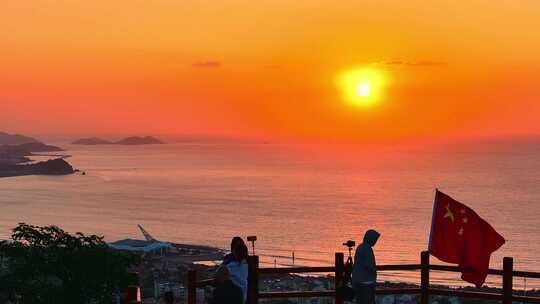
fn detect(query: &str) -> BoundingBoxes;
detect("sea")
[1,140,539,288]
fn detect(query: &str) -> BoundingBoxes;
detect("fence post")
[503,257,513,304]
[421,251,430,304]
[122,272,142,304]
[187,270,197,304]
[122,287,142,304]
[248,255,260,304]
[335,252,345,304]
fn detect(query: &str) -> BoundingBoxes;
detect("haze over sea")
[1,140,539,287]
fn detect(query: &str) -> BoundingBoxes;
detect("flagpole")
[427,188,439,252]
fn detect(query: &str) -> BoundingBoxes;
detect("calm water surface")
[1,142,539,287]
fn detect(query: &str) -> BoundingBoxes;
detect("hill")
[0,145,32,165]
[0,132,39,145]
[72,136,163,145]
[115,136,164,145]
[0,158,75,177]
[16,142,64,152]
[0,142,64,165]
[72,137,113,145]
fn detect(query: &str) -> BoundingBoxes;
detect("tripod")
[337,241,357,301]
[344,245,354,280]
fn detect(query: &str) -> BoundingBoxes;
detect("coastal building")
[109,238,171,254]
[109,225,171,255]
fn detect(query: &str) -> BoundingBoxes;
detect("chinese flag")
[428,189,505,287]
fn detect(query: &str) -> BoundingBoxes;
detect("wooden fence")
[186,251,540,304]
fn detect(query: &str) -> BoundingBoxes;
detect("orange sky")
[1,1,539,142]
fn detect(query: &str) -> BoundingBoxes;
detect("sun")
[357,82,371,97]
[338,67,388,107]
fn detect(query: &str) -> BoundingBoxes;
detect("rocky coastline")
[0,132,75,177]
[0,158,75,178]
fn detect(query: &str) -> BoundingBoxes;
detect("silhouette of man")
[352,229,380,304]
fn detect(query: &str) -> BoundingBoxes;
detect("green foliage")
[0,223,140,304]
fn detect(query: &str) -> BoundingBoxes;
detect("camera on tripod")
[339,240,357,301]
[343,240,355,249]
[343,240,356,265]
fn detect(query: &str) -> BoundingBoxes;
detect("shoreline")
[0,158,76,178]
[0,140,75,178]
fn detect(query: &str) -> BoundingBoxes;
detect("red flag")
[428,189,505,287]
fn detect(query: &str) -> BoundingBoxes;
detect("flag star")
[444,204,455,222]
[463,217,468,223]
[458,227,464,236]
[460,209,466,214]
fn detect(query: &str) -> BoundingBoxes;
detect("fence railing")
[186,251,540,304]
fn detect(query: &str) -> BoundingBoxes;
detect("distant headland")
[71,137,113,145]
[72,136,164,145]
[0,131,40,145]
[0,158,75,178]
[0,131,75,178]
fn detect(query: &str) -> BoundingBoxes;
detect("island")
[72,136,164,145]
[0,131,75,178]
[15,142,64,152]
[115,136,163,145]
[0,132,64,153]
[0,158,75,178]
[0,131,39,145]
[0,145,32,164]
[71,137,113,145]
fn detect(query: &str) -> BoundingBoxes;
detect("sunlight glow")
[357,83,371,97]
[339,68,389,107]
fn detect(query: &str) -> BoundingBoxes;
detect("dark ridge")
[115,136,164,145]
[0,158,75,178]
[72,136,164,145]
[72,137,114,145]
[16,142,64,152]
[0,132,40,145]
